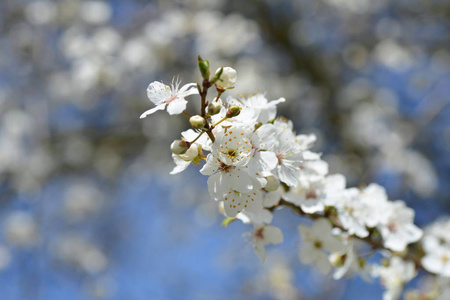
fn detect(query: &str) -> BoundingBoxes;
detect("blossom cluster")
[141,59,447,300]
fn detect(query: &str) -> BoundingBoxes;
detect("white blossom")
[374,256,417,300]
[325,188,370,238]
[140,78,198,118]
[378,201,423,252]
[251,225,283,262]
[298,218,344,274]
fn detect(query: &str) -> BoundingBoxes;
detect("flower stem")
[199,78,215,143]
[189,131,204,144]
[212,117,228,127]
[214,91,223,102]
[182,111,193,117]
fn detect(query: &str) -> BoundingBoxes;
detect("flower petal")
[147,81,170,105]
[169,155,191,175]
[167,99,187,115]
[139,103,165,118]
[179,83,199,96]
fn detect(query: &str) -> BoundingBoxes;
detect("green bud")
[226,104,241,118]
[170,140,190,155]
[189,115,206,129]
[197,55,210,80]
[208,101,222,115]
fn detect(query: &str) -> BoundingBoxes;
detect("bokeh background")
[0,0,449,299]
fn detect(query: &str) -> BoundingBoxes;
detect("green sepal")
[221,217,236,227]
[191,156,201,165]
[211,67,223,84]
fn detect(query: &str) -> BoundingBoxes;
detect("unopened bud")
[226,105,241,118]
[208,101,222,115]
[197,55,210,80]
[189,115,206,129]
[215,67,236,89]
[264,176,280,192]
[170,140,190,155]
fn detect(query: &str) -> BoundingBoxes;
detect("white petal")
[263,226,283,245]
[323,236,345,253]
[167,99,187,115]
[326,174,346,190]
[300,200,325,214]
[139,103,165,118]
[278,164,299,187]
[147,81,170,104]
[254,242,266,262]
[315,252,332,275]
[298,225,312,240]
[199,154,218,176]
[179,83,199,96]
[225,169,253,193]
[223,195,242,217]
[206,173,223,201]
[422,254,446,275]
[254,124,277,150]
[259,151,278,171]
[238,208,272,225]
[299,243,316,264]
[312,218,333,236]
[263,190,281,207]
[169,155,191,175]
[181,129,199,141]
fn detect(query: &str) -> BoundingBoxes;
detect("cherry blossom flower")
[200,153,253,202]
[140,77,198,118]
[374,256,417,300]
[244,94,285,124]
[378,201,423,252]
[422,232,450,277]
[298,218,344,274]
[325,188,371,238]
[251,225,284,262]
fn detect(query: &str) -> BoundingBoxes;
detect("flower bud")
[197,55,210,80]
[226,105,241,118]
[170,140,190,155]
[215,67,237,89]
[189,115,206,129]
[264,176,280,192]
[208,101,221,115]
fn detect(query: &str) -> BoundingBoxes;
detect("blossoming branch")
[140,56,449,300]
